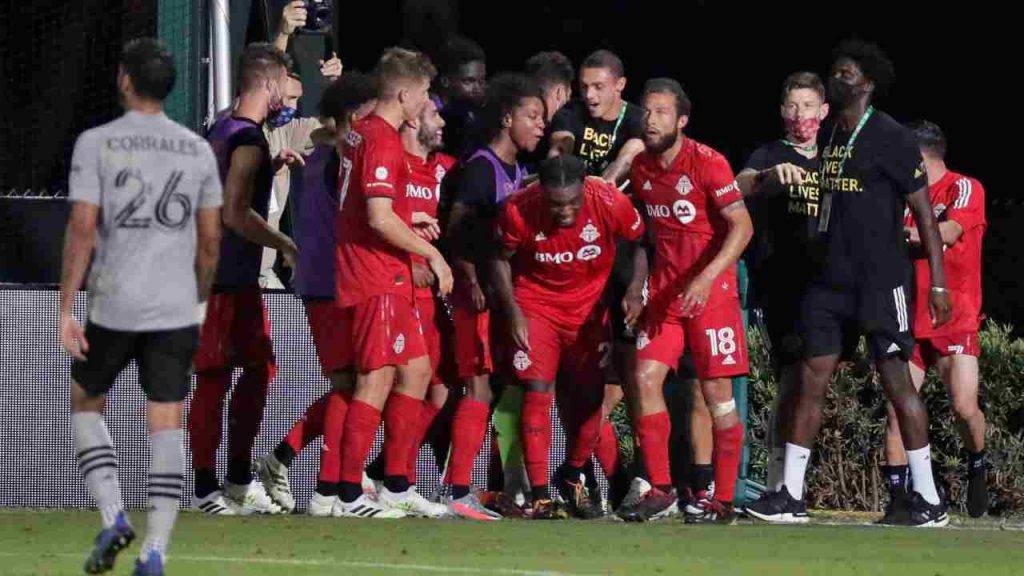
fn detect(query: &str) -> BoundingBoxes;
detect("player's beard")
[643,129,678,155]
[417,125,443,153]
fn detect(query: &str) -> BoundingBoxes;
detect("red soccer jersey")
[631,137,744,317]
[498,177,644,328]
[335,114,414,307]
[904,170,986,337]
[405,151,457,299]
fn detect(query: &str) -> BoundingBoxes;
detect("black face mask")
[828,77,864,107]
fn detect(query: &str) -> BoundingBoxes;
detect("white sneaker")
[257,454,296,513]
[362,472,379,498]
[224,480,284,515]
[306,491,341,517]
[338,493,406,519]
[190,490,240,516]
[620,477,652,510]
[378,487,449,518]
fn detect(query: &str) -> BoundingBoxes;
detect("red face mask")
[785,116,821,143]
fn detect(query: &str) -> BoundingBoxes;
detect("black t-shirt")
[550,100,645,176]
[450,153,518,262]
[812,109,927,289]
[441,100,484,159]
[744,140,822,298]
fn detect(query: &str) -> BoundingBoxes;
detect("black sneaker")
[876,490,911,525]
[901,492,949,528]
[744,487,809,524]
[554,466,604,520]
[683,499,736,525]
[616,487,678,522]
[530,499,569,520]
[967,468,988,518]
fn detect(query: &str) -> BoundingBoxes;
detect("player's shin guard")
[636,411,672,491]
[316,389,353,495]
[339,400,382,502]
[407,401,441,485]
[74,412,124,528]
[226,363,274,486]
[142,429,184,561]
[446,397,490,498]
[188,369,230,496]
[712,423,744,503]
[382,393,423,492]
[521,391,554,501]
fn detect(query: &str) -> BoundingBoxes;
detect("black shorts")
[798,281,913,362]
[761,289,858,370]
[71,323,200,402]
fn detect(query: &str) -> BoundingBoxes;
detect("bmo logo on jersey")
[673,200,697,224]
[535,251,575,264]
[406,183,435,201]
[646,204,672,218]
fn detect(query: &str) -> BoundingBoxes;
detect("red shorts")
[910,332,980,370]
[510,311,607,385]
[416,295,445,387]
[304,299,348,376]
[636,294,749,379]
[453,305,493,379]
[194,289,275,371]
[338,293,428,373]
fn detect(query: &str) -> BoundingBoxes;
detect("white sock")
[73,412,124,528]
[782,443,811,500]
[141,429,185,561]
[767,446,786,492]
[906,445,940,505]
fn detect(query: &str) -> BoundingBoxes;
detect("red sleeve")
[498,198,526,253]
[360,136,405,199]
[701,152,743,209]
[946,177,986,233]
[611,187,644,241]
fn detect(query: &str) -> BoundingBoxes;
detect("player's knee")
[634,366,664,399]
[428,384,449,409]
[951,394,981,422]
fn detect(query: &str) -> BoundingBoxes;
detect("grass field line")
[0,551,594,576]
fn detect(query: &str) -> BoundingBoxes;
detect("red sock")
[339,399,382,484]
[317,389,352,484]
[445,397,489,487]
[188,370,231,471]
[383,393,423,479]
[520,391,554,492]
[567,406,603,469]
[636,411,672,490]
[712,423,744,503]
[284,393,328,454]
[406,401,441,485]
[594,420,619,477]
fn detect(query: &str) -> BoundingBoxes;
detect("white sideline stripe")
[0,551,591,575]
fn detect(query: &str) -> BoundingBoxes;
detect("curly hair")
[832,38,895,97]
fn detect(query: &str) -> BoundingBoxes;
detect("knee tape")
[710,399,737,418]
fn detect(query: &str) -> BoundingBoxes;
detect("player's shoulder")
[433,152,458,172]
[685,137,728,164]
[946,171,985,201]
[583,176,621,206]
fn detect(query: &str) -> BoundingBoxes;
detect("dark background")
[1,1,1018,328]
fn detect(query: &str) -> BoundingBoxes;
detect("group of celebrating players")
[59,27,988,576]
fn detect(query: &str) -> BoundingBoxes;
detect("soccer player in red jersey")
[189,43,301,516]
[331,48,454,518]
[884,120,988,518]
[617,79,753,523]
[490,155,645,519]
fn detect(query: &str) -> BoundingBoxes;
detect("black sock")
[274,442,296,468]
[969,450,987,475]
[560,463,584,482]
[226,459,253,486]
[383,475,410,493]
[315,481,339,497]
[451,485,471,500]
[691,464,714,493]
[532,485,551,502]
[194,468,219,498]
[340,481,362,503]
[883,465,909,496]
[365,453,385,482]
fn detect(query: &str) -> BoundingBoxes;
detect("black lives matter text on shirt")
[812,110,928,288]
[550,100,644,176]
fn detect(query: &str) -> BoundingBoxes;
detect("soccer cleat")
[378,487,450,518]
[900,492,950,528]
[306,491,341,517]
[224,480,284,515]
[967,467,988,518]
[876,490,910,525]
[131,552,164,576]
[84,511,135,574]
[683,499,736,525]
[256,454,295,513]
[362,472,380,499]
[338,493,407,518]
[744,487,809,524]
[445,492,503,521]
[479,491,527,519]
[530,499,569,520]
[619,477,652,511]
[554,467,604,520]
[190,490,240,516]
[682,487,714,517]
[616,487,678,522]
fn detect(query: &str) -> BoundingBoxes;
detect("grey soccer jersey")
[68,111,223,331]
